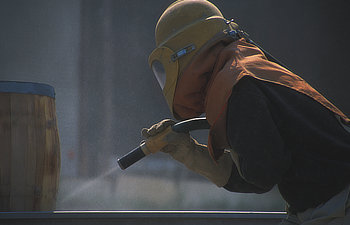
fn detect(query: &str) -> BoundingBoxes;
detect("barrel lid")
[0,81,55,98]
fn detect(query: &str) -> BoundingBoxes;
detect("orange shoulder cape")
[174,39,350,160]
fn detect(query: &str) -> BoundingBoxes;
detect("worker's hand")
[141,119,233,187]
[141,119,196,154]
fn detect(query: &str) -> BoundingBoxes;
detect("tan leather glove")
[141,119,233,187]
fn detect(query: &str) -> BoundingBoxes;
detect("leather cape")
[173,38,350,160]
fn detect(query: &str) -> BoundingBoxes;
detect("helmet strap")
[171,44,196,62]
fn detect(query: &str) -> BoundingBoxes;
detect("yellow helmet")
[148,0,238,115]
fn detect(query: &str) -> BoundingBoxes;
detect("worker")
[143,0,350,224]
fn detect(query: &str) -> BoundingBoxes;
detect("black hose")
[117,117,210,170]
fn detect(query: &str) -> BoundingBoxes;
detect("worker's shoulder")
[232,75,282,98]
[234,75,305,99]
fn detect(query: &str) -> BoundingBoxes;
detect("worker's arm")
[141,119,233,187]
[224,76,292,192]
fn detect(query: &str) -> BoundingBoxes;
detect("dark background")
[0,0,349,210]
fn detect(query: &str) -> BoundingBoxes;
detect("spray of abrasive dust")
[60,167,118,203]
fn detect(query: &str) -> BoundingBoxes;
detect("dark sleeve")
[224,163,272,193]
[224,77,291,192]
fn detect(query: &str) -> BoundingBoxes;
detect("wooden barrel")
[0,81,60,211]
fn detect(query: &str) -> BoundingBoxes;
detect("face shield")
[151,60,166,90]
[148,46,180,114]
[148,44,197,114]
